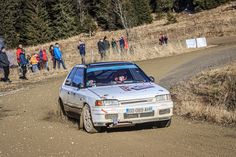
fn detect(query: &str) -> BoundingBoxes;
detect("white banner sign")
[196,37,207,48]
[186,39,197,48]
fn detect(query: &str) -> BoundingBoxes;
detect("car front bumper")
[91,101,173,127]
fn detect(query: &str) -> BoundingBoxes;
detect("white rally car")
[58,62,173,133]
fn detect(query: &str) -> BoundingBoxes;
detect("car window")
[129,68,148,81]
[72,68,84,87]
[65,68,77,86]
[86,64,150,87]
[68,68,77,80]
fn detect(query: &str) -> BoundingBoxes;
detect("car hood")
[88,83,169,100]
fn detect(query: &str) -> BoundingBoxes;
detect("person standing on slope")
[16,44,24,76]
[16,44,23,65]
[19,49,28,80]
[0,47,11,83]
[103,36,110,55]
[49,45,56,69]
[39,48,49,71]
[119,36,125,53]
[78,40,86,64]
[111,38,118,53]
[97,39,106,60]
[53,43,66,70]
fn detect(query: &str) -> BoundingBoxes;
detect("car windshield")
[86,64,151,87]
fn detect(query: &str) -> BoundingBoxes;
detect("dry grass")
[171,62,236,126]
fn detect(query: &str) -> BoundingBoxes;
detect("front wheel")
[82,105,100,133]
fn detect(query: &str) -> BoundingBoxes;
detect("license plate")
[126,107,153,114]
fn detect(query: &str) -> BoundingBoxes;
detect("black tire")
[82,104,100,133]
[156,119,172,128]
[58,98,68,120]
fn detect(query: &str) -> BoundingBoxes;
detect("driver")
[114,70,127,84]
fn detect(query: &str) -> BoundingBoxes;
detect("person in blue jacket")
[77,40,86,64]
[19,50,28,80]
[53,43,66,70]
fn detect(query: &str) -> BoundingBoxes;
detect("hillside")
[1,3,236,92]
[23,3,236,64]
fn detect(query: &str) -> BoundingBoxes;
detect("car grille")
[105,114,118,120]
[124,111,154,119]
[120,98,153,105]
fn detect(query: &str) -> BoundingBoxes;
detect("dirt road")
[0,36,236,157]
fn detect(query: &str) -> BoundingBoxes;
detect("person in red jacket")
[16,44,23,65]
[39,48,49,71]
[124,37,129,52]
[16,44,25,77]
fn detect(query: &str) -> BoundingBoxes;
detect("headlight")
[95,99,119,106]
[155,94,171,102]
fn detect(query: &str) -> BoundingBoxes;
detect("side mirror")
[65,79,72,86]
[149,76,155,82]
[77,83,85,89]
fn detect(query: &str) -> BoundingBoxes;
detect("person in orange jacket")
[124,37,129,52]
[30,53,39,73]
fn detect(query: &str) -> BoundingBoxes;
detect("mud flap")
[78,112,84,130]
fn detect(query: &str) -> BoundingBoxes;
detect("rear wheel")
[82,104,99,133]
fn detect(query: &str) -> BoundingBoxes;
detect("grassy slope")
[171,62,236,126]
[23,3,236,64]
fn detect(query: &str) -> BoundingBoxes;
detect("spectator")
[97,39,106,60]
[19,50,28,80]
[159,34,164,45]
[39,48,49,70]
[124,37,129,52]
[49,45,56,69]
[53,43,66,70]
[26,53,32,72]
[30,53,39,73]
[77,40,86,64]
[16,44,23,65]
[43,49,49,71]
[119,36,125,53]
[0,47,11,83]
[163,34,168,45]
[159,34,168,45]
[16,44,24,77]
[111,38,118,53]
[103,36,110,54]
[35,53,40,70]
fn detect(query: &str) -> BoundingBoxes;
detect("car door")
[67,67,85,113]
[61,67,77,112]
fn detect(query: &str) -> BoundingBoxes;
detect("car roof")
[75,61,135,68]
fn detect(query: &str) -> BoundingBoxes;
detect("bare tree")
[112,0,135,54]
[76,0,86,24]
[112,0,130,40]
